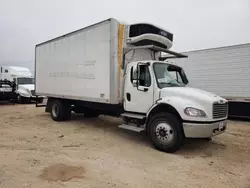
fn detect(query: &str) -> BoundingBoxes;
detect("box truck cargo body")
[36,19,120,104]
[172,43,250,118]
[35,18,228,153]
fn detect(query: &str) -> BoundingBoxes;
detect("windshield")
[17,77,34,85]
[153,63,181,88]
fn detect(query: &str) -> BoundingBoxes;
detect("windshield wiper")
[168,82,180,87]
[159,81,180,87]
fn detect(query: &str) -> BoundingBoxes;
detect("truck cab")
[0,66,44,103]
[121,59,228,152]
[15,76,43,103]
[124,60,227,121]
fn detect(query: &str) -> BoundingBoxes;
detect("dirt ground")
[0,104,249,188]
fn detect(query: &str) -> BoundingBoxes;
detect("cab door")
[124,63,154,113]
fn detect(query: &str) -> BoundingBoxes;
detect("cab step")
[118,124,145,132]
[121,112,146,119]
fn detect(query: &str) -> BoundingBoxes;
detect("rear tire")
[148,112,184,153]
[51,99,71,121]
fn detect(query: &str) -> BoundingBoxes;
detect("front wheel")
[148,112,184,153]
[17,95,25,104]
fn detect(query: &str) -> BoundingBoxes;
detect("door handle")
[126,93,131,101]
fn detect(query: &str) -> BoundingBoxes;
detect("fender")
[17,88,31,98]
[146,100,181,123]
[147,96,208,122]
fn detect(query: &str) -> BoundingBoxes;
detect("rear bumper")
[183,120,227,138]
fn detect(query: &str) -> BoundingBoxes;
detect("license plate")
[219,121,226,130]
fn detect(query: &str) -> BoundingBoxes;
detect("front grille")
[31,90,36,96]
[213,102,228,119]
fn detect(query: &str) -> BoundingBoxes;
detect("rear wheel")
[148,112,184,153]
[51,99,71,121]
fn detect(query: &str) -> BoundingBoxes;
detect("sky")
[0,0,250,73]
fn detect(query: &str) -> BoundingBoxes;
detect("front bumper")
[21,96,44,101]
[31,96,44,100]
[183,120,227,138]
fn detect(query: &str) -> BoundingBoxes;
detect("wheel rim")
[52,104,59,117]
[155,122,174,144]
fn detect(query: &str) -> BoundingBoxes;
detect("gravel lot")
[0,104,249,188]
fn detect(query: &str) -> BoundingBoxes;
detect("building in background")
[172,43,250,118]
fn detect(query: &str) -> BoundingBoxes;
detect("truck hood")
[18,84,34,91]
[160,87,226,104]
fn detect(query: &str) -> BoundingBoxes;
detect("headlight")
[184,107,207,117]
[25,89,31,95]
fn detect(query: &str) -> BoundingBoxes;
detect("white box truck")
[0,66,44,103]
[171,43,250,119]
[35,18,228,153]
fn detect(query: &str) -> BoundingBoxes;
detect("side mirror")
[138,86,148,92]
[131,67,139,87]
[132,80,138,87]
[133,68,138,80]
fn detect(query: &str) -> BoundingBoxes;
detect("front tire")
[17,95,24,104]
[148,112,184,153]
